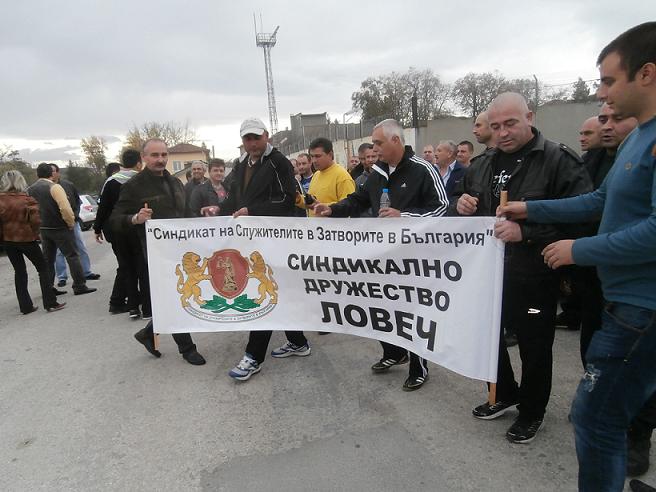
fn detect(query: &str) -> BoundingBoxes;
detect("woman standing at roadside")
[0,170,65,314]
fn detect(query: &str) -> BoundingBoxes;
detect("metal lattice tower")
[254,15,279,135]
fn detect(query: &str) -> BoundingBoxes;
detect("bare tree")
[451,72,507,118]
[124,121,197,151]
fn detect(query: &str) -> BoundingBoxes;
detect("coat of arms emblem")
[174,249,278,322]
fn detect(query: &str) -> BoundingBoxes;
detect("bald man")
[452,92,591,444]
[470,111,495,166]
[579,117,602,153]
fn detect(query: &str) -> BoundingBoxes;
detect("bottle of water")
[380,188,391,209]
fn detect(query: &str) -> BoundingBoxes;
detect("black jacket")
[220,146,296,217]
[331,146,449,218]
[450,128,592,274]
[109,167,185,249]
[188,180,226,217]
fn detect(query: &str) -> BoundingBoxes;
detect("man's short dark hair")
[50,163,60,172]
[309,137,333,154]
[358,142,373,153]
[37,163,54,178]
[209,158,225,170]
[458,140,474,152]
[141,138,166,153]
[121,149,141,168]
[297,152,310,161]
[105,162,121,177]
[597,22,656,81]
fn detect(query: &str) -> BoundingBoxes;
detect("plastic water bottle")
[380,188,391,209]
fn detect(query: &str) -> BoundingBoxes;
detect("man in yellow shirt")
[306,137,355,216]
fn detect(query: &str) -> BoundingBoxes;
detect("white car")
[79,194,98,231]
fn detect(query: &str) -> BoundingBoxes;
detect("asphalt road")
[0,230,651,491]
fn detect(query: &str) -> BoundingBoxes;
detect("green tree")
[63,161,105,194]
[351,68,450,126]
[0,147,36,184]
[571,77,593,102]
[80,136,107,174]
[451,72,508,118]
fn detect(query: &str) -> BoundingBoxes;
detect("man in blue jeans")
[50,164,100,286]
[498,22,656,492]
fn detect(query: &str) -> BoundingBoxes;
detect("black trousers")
[4,241,58,311]
[40,228,86,290]
[380,341,428,378]
[109,232,144,310]
[495,272,559,421]
[138,238,193,353]
[140,321,195,354]
[246,330,307,364]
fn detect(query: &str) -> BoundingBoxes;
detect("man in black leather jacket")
[452,92,592,444]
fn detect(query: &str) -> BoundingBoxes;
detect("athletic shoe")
[371,354,409,373]
[57,279,67,287]
[472,400,518,420]
[271,341,311,358]
[403,374,429,391]
[46,303,66,313]
[506,418,544,444]
[228,354,261,381]
[129,308,141,320]
[109,305,129,315]
[630,479,656,492]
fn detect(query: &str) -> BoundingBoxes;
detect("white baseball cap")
[240,117,268,137]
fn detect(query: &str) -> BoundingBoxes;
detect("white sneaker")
[228,354,261,381]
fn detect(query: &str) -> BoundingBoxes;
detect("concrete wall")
[416,101,600,156]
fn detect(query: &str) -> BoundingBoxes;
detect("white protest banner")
[146,216,504,382]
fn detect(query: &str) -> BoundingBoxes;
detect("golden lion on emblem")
[247,251,278,305]
[176,252,212,308]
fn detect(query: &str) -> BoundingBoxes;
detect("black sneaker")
[506,418,543,444]
[73,286,97,295]
[472,400,518,420]
[628,437,651,477]
[630,479,656,492]
[109,305,129,315]
[403,374,429,391]
[57,279,67,287]
[371,354,409,373]
[129,308,141,320]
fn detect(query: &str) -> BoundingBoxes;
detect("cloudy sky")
[0,0,651,164]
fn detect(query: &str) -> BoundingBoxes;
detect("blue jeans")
[55,222,91,279]
[571,302,656,492]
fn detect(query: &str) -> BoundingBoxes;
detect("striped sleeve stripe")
[401,156,449,217]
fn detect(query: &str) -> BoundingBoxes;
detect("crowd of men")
[11,21,654,492]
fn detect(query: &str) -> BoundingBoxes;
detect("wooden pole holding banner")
[488,190,508,405]
[144,201,159,351]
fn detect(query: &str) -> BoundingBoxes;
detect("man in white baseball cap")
[221,117,311,381]
[239,117,268,137]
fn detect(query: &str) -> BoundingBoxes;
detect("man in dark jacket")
[314,118,449,391]
[95,149,144,317]
[110,138,205,366]
[188,158,227,217]
[453,92,592,444]
[221,118,309,381]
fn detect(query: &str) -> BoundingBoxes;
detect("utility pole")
[254,14,279,136]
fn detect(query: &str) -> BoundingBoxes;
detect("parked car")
[79,194,98,231]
